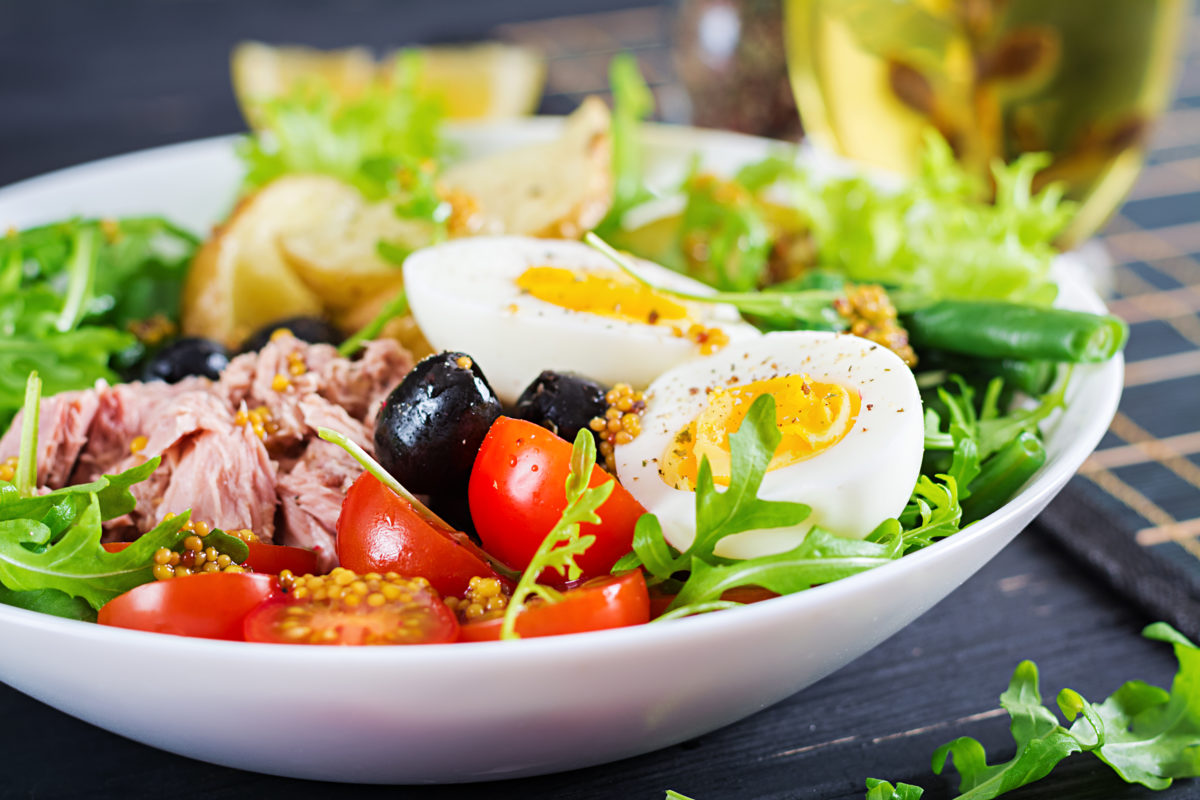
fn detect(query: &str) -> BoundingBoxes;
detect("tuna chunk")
[0,334,412,566]
[0,386,102,489]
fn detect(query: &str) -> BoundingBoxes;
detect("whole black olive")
[374,352,503,496]
[141,337,230,383]
[514,371,609,445]
[239,315,343,353]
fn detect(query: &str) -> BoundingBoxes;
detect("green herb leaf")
[203,529,251,565]
[595,52,655,234]
[0,498,190,609]
[666,529,900,615]
[865,778,925,800]
[932,660,1104,800]
[1075,623,1200,789]
[789,131,1072,306]
[688,394,811,560]
[500,430,611,640]
[0,584,97,622]
[585,232,841,331]
[338,289,408,357]
[237,55,447,201]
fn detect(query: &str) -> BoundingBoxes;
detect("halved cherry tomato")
[458,571,650,641]
[101,541,318,576]
[245,542,318,575]
[336,472,499,598]
[648,585,780,619]
[468,417,646,585]
[97,572,277,641]
[243,568,458,645]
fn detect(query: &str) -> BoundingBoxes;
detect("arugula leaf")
[932,660,1104,800]
[865,778,925,800]
[1077,623,1200,789]
[0,457,162,528]
[664,530,901,617]
[678,171,774,291]
[0,584,97,622]
[0,217,197,428]
[500,430,610,640]
[0,498,190,610]
[687,394,811,559]
[890,474,962,552]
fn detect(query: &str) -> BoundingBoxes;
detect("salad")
[0,53,1126,645]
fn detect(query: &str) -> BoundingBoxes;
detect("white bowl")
[0,122,1122,783]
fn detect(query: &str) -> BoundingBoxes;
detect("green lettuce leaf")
[0,498,190,610]
[787,132,1073,305]
[237,54,447,201]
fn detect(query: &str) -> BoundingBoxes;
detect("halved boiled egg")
[614,331,924,560]
[402,236,759,403]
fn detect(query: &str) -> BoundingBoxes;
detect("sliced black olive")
[374,352,503,497]
[141,337,230,383]
[514,370,608,445]
[239,316,343,353]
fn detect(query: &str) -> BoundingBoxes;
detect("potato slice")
[280,186,430,317]
[439,97,613,238]
[182,176,341,348]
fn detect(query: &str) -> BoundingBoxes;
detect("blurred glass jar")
[674,0,803,139]
[785,0,1188,247]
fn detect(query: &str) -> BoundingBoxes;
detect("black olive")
[141,337,230,383]
[239,315,343,353]
[514,370,609,445]
[374,352,503,497]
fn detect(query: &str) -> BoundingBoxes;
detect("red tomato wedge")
[336,472,499,598]
[468,417,646,585]
[98,572,277,641]
[245,542,319,575]
[243,569,458,645]
[101,540,318,575]
[458,571,650,642]
[648,585,780,619]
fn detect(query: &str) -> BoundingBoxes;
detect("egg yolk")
[516,266,694,327]
[659,374,861,490]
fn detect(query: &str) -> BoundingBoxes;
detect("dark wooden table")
[1,2,1197,798]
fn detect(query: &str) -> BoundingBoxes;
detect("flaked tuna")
[0,333,412,568]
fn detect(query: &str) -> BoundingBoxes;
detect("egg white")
[614,331,925,560]
[402,236,760,403]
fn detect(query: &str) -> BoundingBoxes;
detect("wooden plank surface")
[0,1,1196,798]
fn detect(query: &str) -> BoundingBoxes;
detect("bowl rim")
[0,124,1124,666]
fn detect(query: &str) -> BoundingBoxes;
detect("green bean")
[962,431,1047,523]
[918,350,1057,396]
[905,300,1128,363]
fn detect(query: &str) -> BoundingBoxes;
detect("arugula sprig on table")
[614,394,964,619]
[667,623,1200,800]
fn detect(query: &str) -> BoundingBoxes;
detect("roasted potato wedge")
[440,97,613,238]
[280,185,430,317]
[183,175,340,348]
